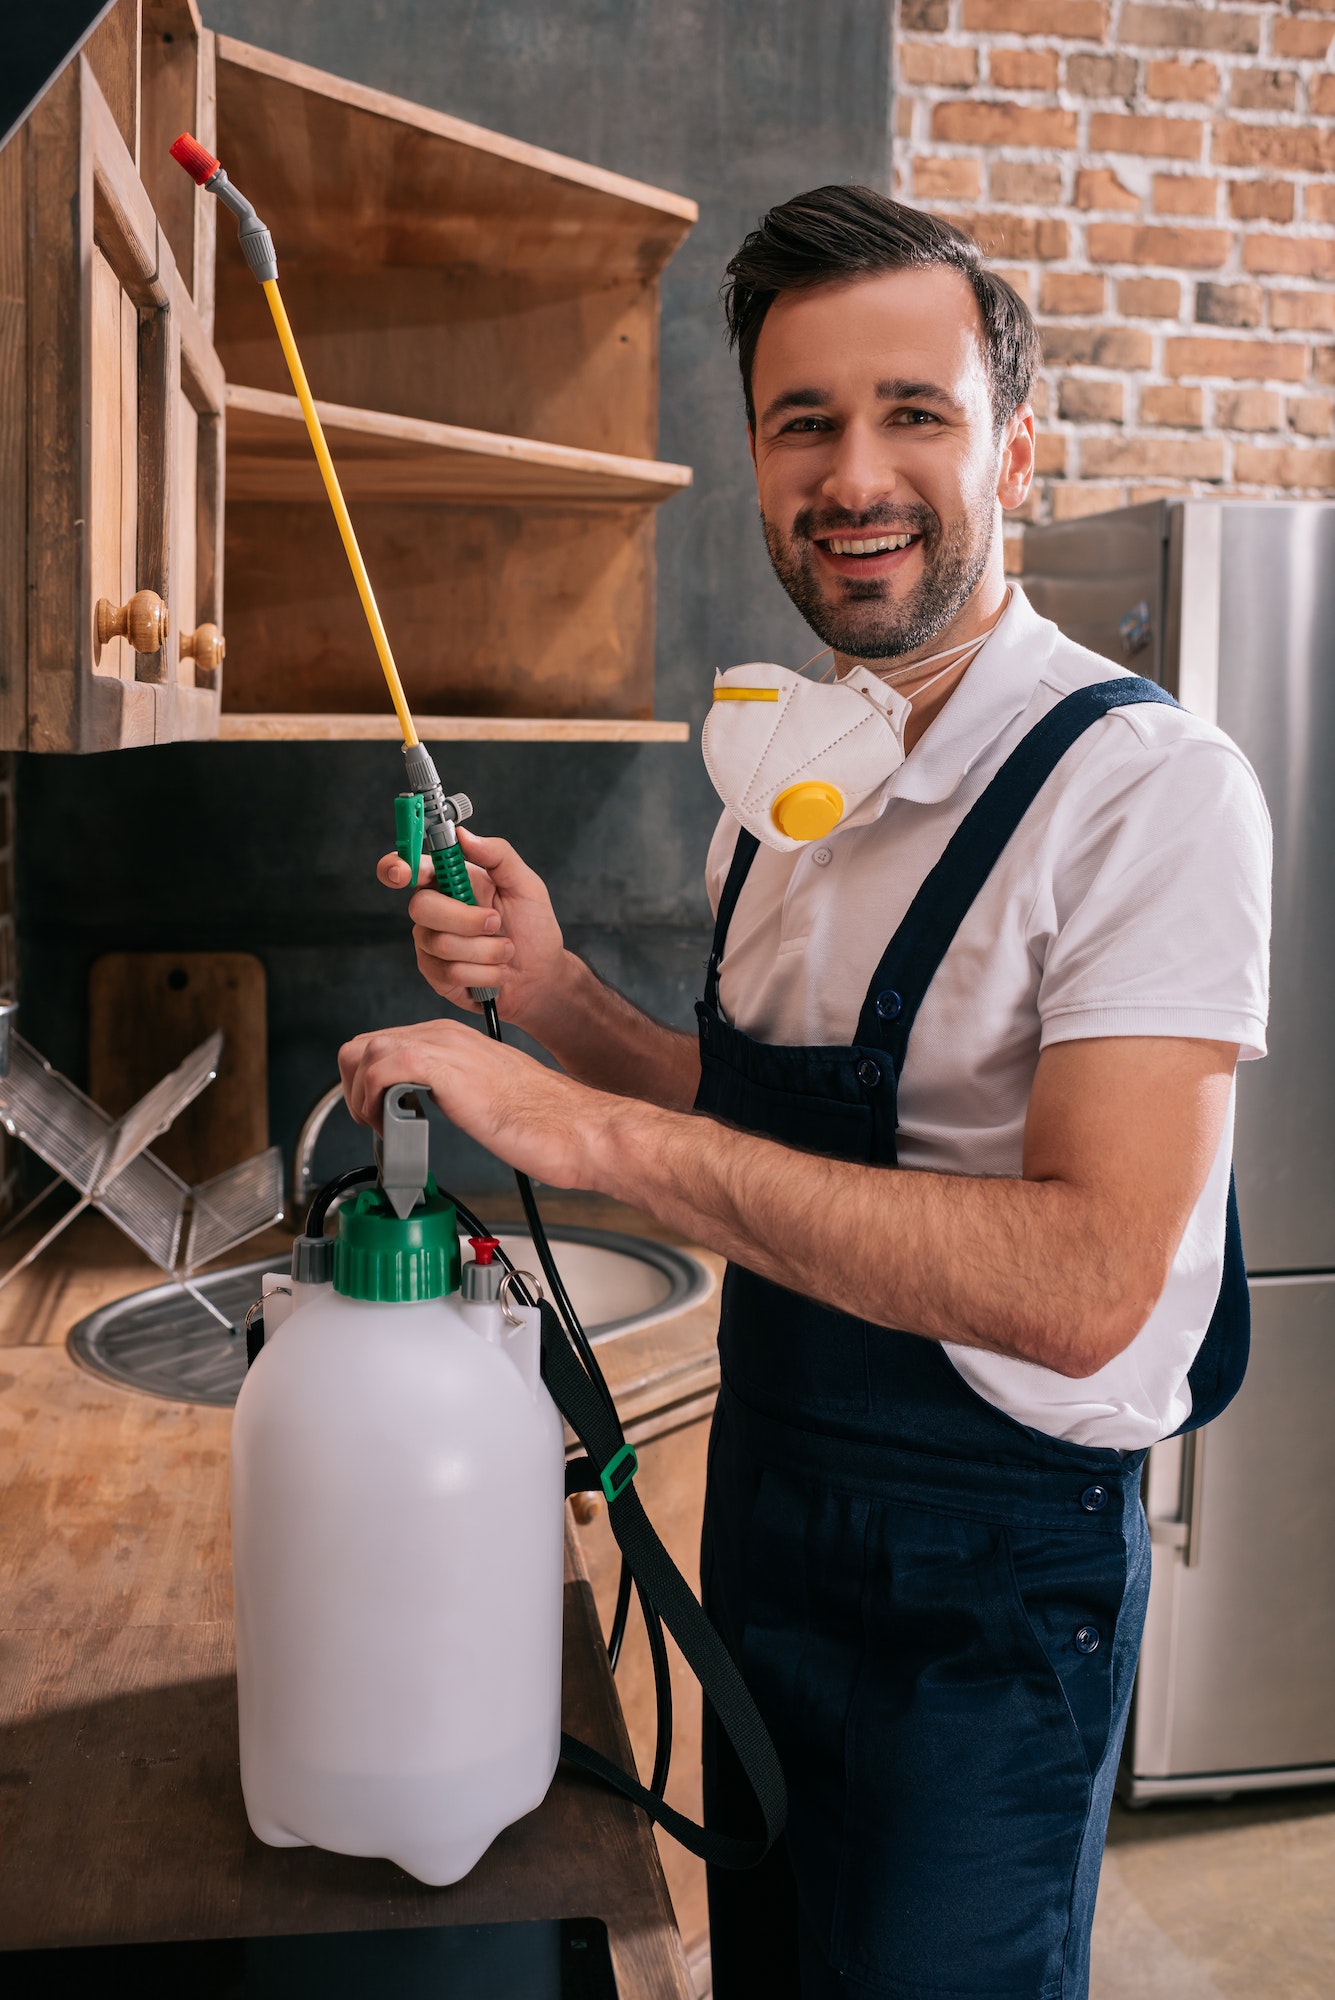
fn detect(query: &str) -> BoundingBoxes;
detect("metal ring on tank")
[498,1269,543,1326]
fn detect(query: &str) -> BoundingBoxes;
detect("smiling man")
[341,189,1271,2000]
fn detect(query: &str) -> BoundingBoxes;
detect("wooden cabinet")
[0,5,694,751]
[5,2,225,751]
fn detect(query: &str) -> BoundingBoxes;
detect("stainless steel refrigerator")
[1023,499,1335,1802]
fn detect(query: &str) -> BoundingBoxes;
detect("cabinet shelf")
[225,385,693,508]
[217,713,690,743]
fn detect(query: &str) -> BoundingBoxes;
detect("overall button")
[1074,1625,1101,1655]
[1080,1484,1109,1513]
[856,1058,881,1089]
[811,846,833,867]
[875,989,902,1021]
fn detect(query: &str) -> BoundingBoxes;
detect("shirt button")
[856,1058,881,1089]
[811,847,832,867]
[1074,1626,1101,1655]
[875,989,902,1021]
[1080,1484,1109,1513]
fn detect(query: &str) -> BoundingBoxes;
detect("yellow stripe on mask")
[713,687,780,701]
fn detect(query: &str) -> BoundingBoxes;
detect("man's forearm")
[588,1097,1164,1378]
[521,952,701,1110]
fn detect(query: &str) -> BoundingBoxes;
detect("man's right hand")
[377,827,567,1028]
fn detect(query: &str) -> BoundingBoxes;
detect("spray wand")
[169,132,656,1718]
[168,132,494,1002]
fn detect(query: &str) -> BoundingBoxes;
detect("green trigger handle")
[431,841,475,905]
[394,793,424,885]
[394,797,477,907]
[395,778,496,1003]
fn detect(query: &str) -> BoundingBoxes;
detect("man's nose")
[818,421,902,517]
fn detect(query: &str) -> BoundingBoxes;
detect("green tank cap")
[333,1175,461,1302]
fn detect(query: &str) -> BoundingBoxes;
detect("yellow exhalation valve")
[770,781,845,842]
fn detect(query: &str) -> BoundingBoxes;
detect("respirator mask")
[702,638,981,853]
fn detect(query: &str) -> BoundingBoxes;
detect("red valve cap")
[468,1235,501,1266]
[170,132,221,185]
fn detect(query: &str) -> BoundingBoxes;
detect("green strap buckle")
[600,1442,638,1504]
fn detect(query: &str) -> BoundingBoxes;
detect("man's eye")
[780,416,831,434]
[892,408,939,426]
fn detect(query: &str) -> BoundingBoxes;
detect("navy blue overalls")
[696,679,1249,2000]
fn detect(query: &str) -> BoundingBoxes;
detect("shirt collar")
[879,585,1059,808]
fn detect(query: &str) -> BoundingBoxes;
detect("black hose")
[607,1556,634,1671]
[474,996,672,1797]
[305,1165,378,1240]
[639,1578,674,1798]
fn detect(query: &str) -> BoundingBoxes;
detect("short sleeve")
[1035,722,1272,1060]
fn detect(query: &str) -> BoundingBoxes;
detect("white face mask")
[701,653,962,853]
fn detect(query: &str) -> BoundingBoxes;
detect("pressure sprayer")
[171,134,785,1884]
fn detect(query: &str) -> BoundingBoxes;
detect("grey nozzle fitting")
[206,167,279,284]
[291,1234,334,1285]
[401,744,473,850]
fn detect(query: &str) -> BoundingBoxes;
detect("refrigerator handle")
[1146,1430,1206,1569]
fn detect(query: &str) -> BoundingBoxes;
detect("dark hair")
[723,184,1040,433]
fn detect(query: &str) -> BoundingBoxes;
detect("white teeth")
[827,534,914,555]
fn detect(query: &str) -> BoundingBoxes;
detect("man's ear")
[998,405,1036,512]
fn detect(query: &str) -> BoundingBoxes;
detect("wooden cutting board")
[88,951,268,1185]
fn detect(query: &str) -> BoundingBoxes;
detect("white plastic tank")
[230,1187,565,1886]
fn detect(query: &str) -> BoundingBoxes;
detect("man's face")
[748,266,1033,660]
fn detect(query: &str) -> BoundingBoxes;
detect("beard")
[761,489,995,661]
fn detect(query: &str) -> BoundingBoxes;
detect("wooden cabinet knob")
[179,623,227,678]
[96,590,170,655]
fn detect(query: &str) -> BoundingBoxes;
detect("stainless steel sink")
[66,1226,715,1408]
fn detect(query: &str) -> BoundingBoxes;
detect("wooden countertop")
[0,1201,719,1997]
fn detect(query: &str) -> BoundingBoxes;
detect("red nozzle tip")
[468,1235,500,1267]
[170,132,221,185]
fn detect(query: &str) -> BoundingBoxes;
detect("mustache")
[789,502,941,544]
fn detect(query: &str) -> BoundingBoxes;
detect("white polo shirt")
[706,585,1272,1450]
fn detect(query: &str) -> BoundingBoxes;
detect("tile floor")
[1091,1787,1335,1999]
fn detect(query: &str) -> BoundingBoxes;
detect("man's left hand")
[338,1020,615,1189]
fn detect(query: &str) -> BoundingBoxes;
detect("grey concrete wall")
[18,0,889,1194]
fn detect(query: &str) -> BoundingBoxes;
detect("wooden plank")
[174,380,198,676]
[26,64,84,753]
[224,382,691,507]
[88,950,267,1184]
[84,0,142,166]
[224,383,691,509]
[219,714,691,744]
[0,1347,691,1999]
[0,130,27,749]
[138,1,203,298]
[89,246,132,679]
[215,36,696,283]
[191,29,217,335]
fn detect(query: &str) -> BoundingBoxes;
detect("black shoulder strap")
[542,1301,787,1869]
[854,676,1177,1062]
[704,828,760,1014]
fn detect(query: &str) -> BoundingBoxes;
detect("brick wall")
[891,0,1335,557]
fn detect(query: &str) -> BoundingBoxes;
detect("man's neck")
[833,562,1012,753]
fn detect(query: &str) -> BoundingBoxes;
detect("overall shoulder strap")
[855,676,1177,1060]
[704,828,760,1013]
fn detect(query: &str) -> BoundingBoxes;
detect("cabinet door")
[18,55,223,750]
